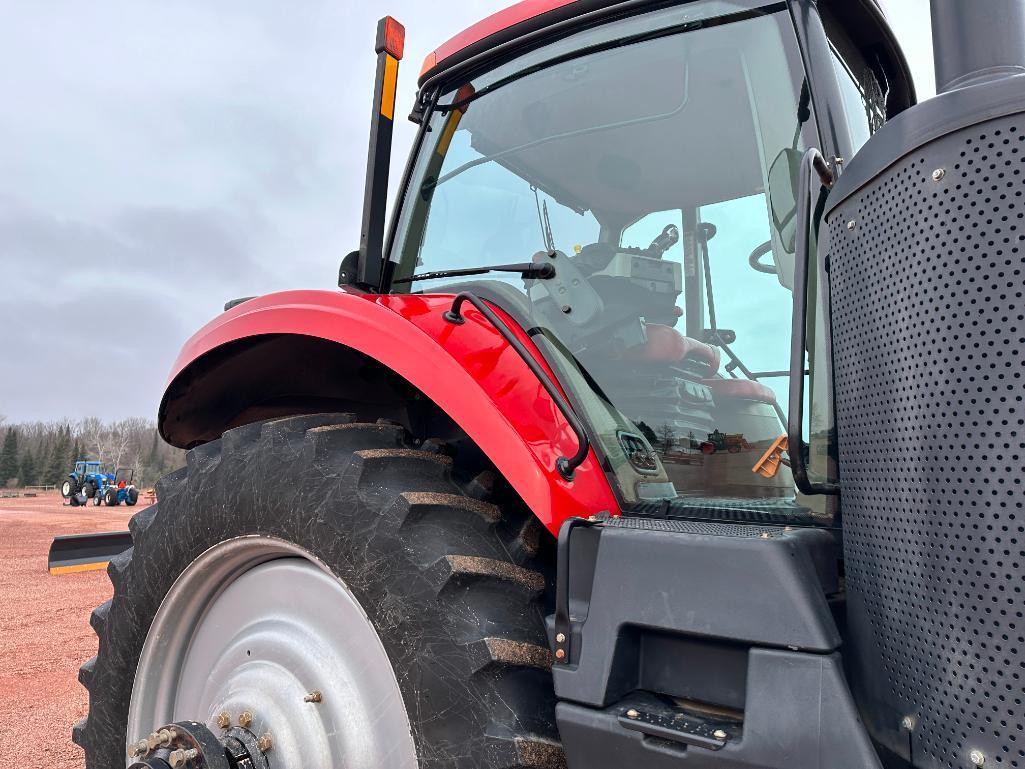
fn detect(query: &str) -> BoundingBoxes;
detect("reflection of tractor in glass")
[61,460,115,507]
[699,430,752,455]
[101,468,139,507]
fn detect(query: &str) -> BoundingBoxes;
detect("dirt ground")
[0,492,136,768]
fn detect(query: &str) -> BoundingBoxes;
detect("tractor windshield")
[391,1,833,524]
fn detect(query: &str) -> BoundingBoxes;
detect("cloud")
[0,199,241,419]
[1,0,517,421]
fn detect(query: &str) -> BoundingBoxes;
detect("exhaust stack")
[930,0,1025,93]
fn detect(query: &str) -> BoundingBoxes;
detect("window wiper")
[392,261,555,285]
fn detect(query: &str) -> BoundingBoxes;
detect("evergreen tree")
[70,437,83,465]
[19,447,38,487]
[145,430,159,467]
[44,428,71,486]
[0,429,19,485]
[143,430,164,485]
[38,438,52,482]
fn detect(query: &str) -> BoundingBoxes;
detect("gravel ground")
[0,492,136,768]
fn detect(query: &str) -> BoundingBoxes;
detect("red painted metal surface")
[419,0,578,80]
[164,289,618,534]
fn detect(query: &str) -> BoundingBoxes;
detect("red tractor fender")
[160,289,618,534]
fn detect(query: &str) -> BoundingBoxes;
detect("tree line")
[0,417,185,489]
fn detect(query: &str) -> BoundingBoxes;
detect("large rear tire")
[74,414,561,769]
[62,477,81,499]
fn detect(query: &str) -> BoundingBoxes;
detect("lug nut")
[303,691,322,703]
[168,748,199,767]
[626,709,640,719]
[238,711,253,728]
[216,712,231,729]
[713,729,727,740]
[258,733,273,753]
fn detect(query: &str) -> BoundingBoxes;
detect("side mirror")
[768,147,802,253]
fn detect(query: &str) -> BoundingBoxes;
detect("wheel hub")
[128,720,268,769]
[126,537,418,769]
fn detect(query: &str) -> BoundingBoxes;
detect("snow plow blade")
[48,531,133,575]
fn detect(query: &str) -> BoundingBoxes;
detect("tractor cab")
[74,460,104,477]
[386,0,907,524]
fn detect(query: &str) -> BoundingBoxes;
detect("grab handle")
[788,149,840,496]
[444,292,590,480]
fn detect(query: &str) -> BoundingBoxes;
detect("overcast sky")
[0,0,932,423]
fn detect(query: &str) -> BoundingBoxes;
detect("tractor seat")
[703,377,777,404]
[624,324,721,370]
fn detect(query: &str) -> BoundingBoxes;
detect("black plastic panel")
[603,515,839,593]
[827,105,1025,768]
[557,650,882,769]
[553,518,841,707]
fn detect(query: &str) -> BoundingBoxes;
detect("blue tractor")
[101,468,139,507]
[61,460,115,507]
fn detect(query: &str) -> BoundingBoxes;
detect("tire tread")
[76,414,558,769]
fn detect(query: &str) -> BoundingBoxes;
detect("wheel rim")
[127,536,418,769]
[61,481,71,497]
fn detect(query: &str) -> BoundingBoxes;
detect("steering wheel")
[748,240,777,274]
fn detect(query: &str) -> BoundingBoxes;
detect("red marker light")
[419,51,437,80]
[376,16,405,61]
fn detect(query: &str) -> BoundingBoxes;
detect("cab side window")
[621,211,684,262]
[820,8,887,153]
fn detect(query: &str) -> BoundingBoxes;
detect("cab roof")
[418,0,625,85]
[417,0,913,113]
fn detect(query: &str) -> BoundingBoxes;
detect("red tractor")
[699,430,752,455]
[55,1,1025,768]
